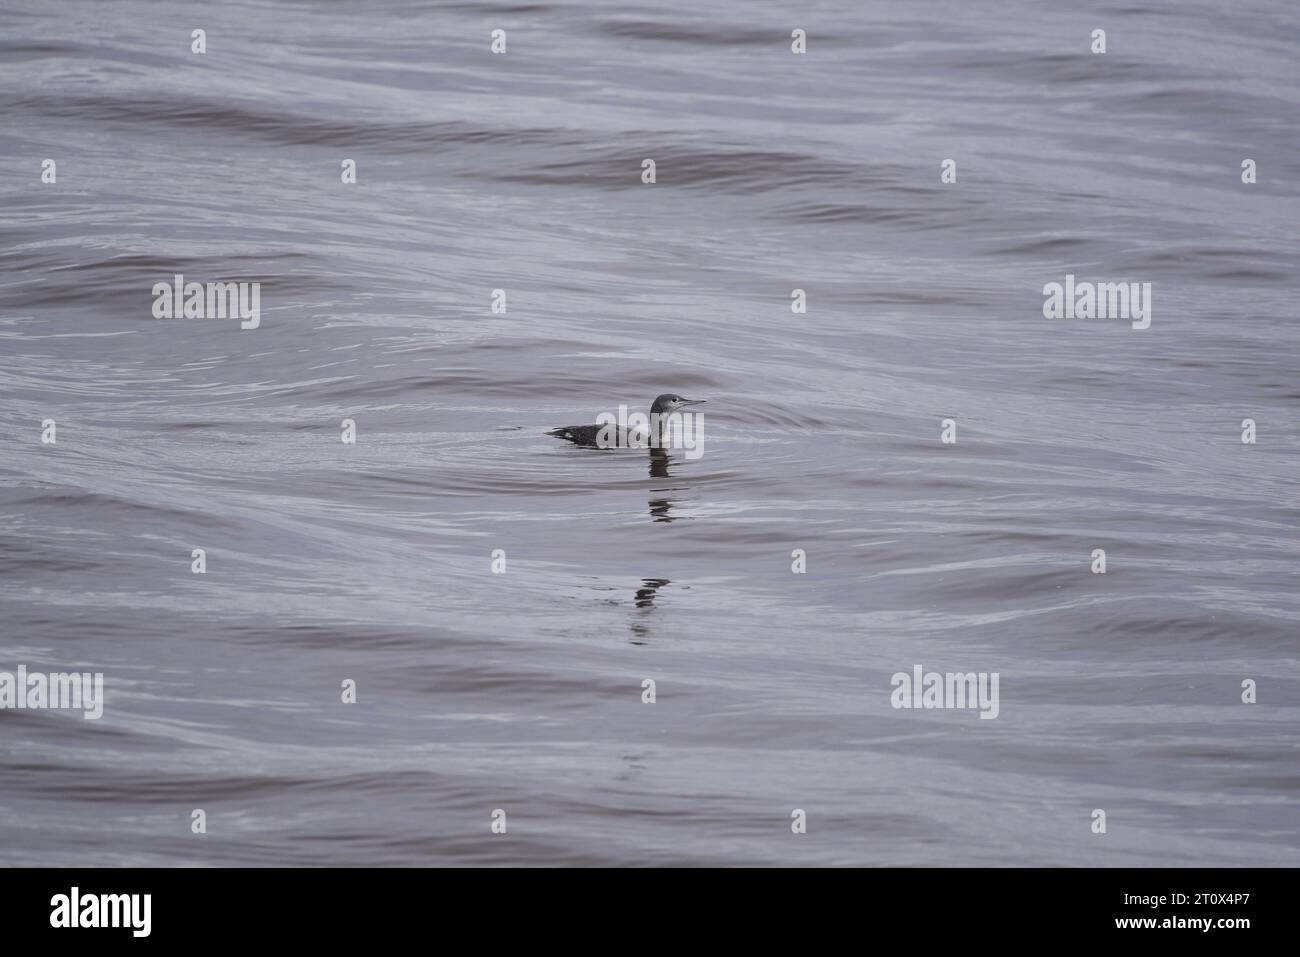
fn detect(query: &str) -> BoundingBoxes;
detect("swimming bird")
[547,394,705,448]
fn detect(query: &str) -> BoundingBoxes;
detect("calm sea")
[1,0,1297,865]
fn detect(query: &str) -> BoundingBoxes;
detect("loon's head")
[650,393,705,416]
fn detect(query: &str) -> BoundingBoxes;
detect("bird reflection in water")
[648,448,689,523]
[628,577,670,645]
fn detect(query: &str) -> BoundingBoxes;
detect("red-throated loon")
[546,394,705,448]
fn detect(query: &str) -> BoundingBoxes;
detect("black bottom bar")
[0,867,1283,943]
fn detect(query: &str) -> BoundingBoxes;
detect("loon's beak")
[679,399,705,407]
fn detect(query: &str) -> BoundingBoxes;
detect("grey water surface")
[1,0,1298,866]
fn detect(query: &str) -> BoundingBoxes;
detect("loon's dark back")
[546,423,607,447]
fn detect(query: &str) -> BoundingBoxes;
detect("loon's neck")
[647,410,672,448]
